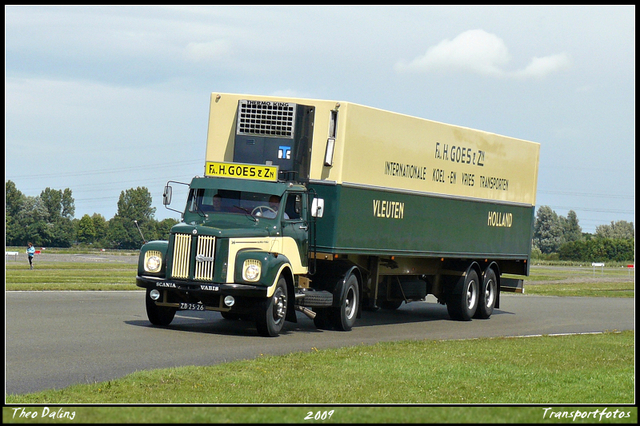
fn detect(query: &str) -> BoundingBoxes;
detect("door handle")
[299,225,308,230]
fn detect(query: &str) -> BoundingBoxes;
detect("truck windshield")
[187,188,283,219]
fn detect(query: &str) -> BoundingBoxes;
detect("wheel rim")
[345,286,356,319]
[484,279,496,308]
[465,279,477,310]
[273,287,287,323]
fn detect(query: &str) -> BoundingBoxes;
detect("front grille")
[170,233,216,281]
[237,100,295,138]
[194,235,216,281]
[171,233,191,279]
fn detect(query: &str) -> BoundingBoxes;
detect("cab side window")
[284,194,303,220]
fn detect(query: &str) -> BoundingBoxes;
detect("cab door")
[281,191,308,268]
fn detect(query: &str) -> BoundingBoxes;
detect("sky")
[5,5,635,233]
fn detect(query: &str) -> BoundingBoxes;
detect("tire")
[256,277,288,337]
[331,273,359,331]
[446,269,479,321]
[145,288,177,326]
[475,268,497,319]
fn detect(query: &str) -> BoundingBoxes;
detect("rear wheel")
[331,273,359,331]
[446,269,479,321]
[256,277,288,337]
[475,268,497,319]
[145,288,177,326]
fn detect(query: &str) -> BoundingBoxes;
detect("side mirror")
[311,198,324,218]
[163,185,172,206]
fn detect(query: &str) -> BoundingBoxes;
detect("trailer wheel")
[256,276,288,337]
[475,268,497,319]
[145,288,177,326]
[446,269,479,321]
[331,273,360,331]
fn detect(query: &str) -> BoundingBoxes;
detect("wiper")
[195,203,209,220]
[233,205,257,222]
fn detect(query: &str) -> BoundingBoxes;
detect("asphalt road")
[5,291,634,396]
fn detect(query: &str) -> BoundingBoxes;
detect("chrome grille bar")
[194,235,216,281]
[171,233,191,279]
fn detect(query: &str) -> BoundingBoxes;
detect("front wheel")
[256,277,288,337]
[145,288,177,326]
[331,273,360,331]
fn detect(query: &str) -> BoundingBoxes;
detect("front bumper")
[136,274,269,312]
[137,275,267,297]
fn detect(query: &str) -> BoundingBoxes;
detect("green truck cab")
[136,93,540,336]
[137,175,324,336]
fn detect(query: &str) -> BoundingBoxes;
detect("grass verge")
[5,262,138,291]
[523,282,634,297]
[6,331,634,405]
[506,265,635,298]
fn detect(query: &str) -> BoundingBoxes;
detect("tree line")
[5,180,635,262]
[5,180,178,250]
[533,206,634,262]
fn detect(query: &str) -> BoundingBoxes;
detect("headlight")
[242,259,261,282]
[144,250,162,273]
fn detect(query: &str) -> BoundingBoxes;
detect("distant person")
[26,242,35,270]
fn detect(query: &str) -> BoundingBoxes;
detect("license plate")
[179,302,205,311]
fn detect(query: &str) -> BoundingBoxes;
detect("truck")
[136,92,540,337]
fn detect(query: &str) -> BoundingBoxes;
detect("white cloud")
[512,53,571,79]
[395,29,509,77]
[395,29,570,79]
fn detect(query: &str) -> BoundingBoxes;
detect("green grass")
[523,265,633,281]
[5,262,138,291]
[523,282,634,297]
[509,265,635,297]
[6,331,634,405]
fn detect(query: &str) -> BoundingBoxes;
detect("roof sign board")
[205,161,279,182]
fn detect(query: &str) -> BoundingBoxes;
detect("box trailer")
[136,93,540,336]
